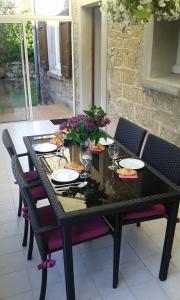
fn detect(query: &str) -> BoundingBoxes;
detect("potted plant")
[59,105,110,147]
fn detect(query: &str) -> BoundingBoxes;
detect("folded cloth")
[49,141,62,147]
[49,131,63,147]
[119,174,138,179]
[64,162,83,172]
[89,143,105,152]
[89,146,105,152]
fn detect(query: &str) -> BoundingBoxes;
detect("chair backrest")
[11,154,50,255]
[142,134,180,185]
[2,129,17,158]
[11,155,42,229]
[114,118,147,156]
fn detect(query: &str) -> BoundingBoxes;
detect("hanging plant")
[107,0,180,31]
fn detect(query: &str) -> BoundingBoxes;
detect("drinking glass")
[58,132,66,157]
[108,144,119,170]
[79,150,92,178]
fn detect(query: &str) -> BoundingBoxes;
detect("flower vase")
[80,138,91,152]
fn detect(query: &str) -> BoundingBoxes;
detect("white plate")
[119,158,145,170]
[51,169,79,182]
[34,143,57,153]
[99,138,114,146]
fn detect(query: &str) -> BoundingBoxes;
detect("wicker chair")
[2,129,47,246]
[114,117,147,156]
[111,134,180,280]
[11,154,111,300]
[121,134,180,223]
[142,134,180,185]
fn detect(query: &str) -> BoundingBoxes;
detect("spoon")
[55,181,88,191]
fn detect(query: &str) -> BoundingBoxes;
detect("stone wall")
[48,75,73,109]
[72,0,81,113]
[71,0,180,147]
[0,62,35,87]
[107,23,180,147]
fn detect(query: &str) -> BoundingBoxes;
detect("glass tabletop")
[28,135,173,214]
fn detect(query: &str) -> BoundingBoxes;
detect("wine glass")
[108,144,119,170]
[79,150,92,178]
[58,132,66,157]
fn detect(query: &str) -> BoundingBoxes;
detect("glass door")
[0,22,31,122]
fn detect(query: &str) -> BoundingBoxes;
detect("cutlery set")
[54,181,88,191]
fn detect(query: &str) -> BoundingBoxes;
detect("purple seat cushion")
[30,185,47,201]
[38,206,109,252]
[25,171,39,180]
[122,204,166,221]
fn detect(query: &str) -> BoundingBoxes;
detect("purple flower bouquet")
[59,106,110,145]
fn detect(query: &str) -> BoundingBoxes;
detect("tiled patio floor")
[0,120,180,300]
[0,103,72,123]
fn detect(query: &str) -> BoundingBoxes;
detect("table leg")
[159,201,179,281]
[28,155,34,171]
[62,224,75,300]
[113,214,122,288]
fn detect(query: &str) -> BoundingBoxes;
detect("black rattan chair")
[114,117,147,156]
[2,129,47,247]
[2,129,39,216]
[121,134,180,224]
[50,118,68,125]
[11,155,111,300]
[111,135,180,278]
[142,134,180,185]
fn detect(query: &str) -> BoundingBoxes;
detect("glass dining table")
[23,133,180,300]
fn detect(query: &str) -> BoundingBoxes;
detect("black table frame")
[23,135,180,300]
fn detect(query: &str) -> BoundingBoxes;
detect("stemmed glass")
[56,132,66,157]
[108,144,119,170]
[79,150,92,178]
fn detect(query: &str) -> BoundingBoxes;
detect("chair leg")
[18,191,23,217]
[39,268,47,300]
[22,219,29,247]
[137,222,141,227]
[27,225,34,260]
[113,214,122,289]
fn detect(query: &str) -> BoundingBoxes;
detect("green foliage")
[0,22,34,64]
[84,105,105,117]
[61,105,110,145]
[0,0,15,14]
[0,0,34,64]
[26,21,34,63]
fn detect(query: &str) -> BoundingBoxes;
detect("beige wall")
[72,1,180,147]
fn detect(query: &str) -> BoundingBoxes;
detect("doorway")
[92,6,101,107]
[79,1,107,112]
[0,22,31,122]
[0,0,74,122]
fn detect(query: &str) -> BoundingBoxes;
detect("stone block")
[124,50,138,69]
[112,68,121,84]
[152,110,179,130]
[121,69,136,85]
[110,83,122,99]
[124,38,140,52]
[159,125,180,148]
[112,49,124,67]
[134,105,160,133]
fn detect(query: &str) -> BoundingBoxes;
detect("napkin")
[89,146,105,152]
[64,162,83,173]
[119,174,138,179]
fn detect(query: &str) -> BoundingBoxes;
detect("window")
[143,18,180,96]
[0,0,70,16]
[46,21,61,77]
[46,21,72,79]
